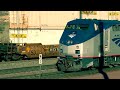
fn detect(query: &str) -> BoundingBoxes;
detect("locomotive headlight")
[76,46,79,49]
[60,45,62,48]
[60,49,63,53]
[59,45,63,53]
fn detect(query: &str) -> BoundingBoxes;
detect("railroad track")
[0,69,58,79]
[3,65,120,79]
[1,58,120,79]
[0,58,58,79]
[0,58,57,70]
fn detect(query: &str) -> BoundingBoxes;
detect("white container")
[9,11,80,44]
[9,11,120,44]
[9,11,80,29]
[9,11,120,29]
[9,29,64,45]
[81,11,120,20]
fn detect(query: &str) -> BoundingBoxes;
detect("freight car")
[18,43,59,59]
[0,43,21,62]
[56,19,120,72]
[0,43,59,62]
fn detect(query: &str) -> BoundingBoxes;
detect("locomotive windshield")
[65,24,89,30]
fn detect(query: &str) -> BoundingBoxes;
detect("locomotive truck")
[0,43,21,62]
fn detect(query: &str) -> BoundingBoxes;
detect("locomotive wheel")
[4,55,11,61]
[0,59,2,62]
[56,62,61,71]
[22,55,29,60]
[56,60,67,72]
[12,54,21,61]
[0,55,3,62]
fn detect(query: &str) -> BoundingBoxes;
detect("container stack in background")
[9,11,79,45]
[0,11,120,45]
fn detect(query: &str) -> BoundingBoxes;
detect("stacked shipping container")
[9,11,79,44]
[9,11,120,45]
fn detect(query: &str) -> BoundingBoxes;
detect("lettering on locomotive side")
[114,34,120,37]
[65,24,89,30]
[65,25,75,29]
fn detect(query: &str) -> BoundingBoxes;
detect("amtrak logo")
[68,32,76,38]
[112,38,120,47]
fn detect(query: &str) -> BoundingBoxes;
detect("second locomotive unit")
[56,19,120,71]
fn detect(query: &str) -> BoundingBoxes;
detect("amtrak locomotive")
[56,19,120,71]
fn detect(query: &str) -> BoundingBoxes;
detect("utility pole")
[16,11,20,44]
[99,21,109,79]
[99,21,104,70]
[80,11,82,19]
[108,11,109,20]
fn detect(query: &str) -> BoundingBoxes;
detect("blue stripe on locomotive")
[60,19,120,46]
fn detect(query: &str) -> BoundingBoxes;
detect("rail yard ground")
[70,70,120,79]
[0,58,57,70]
[0,58,120,79]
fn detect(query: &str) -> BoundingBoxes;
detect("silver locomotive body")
[56,19,120,71]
